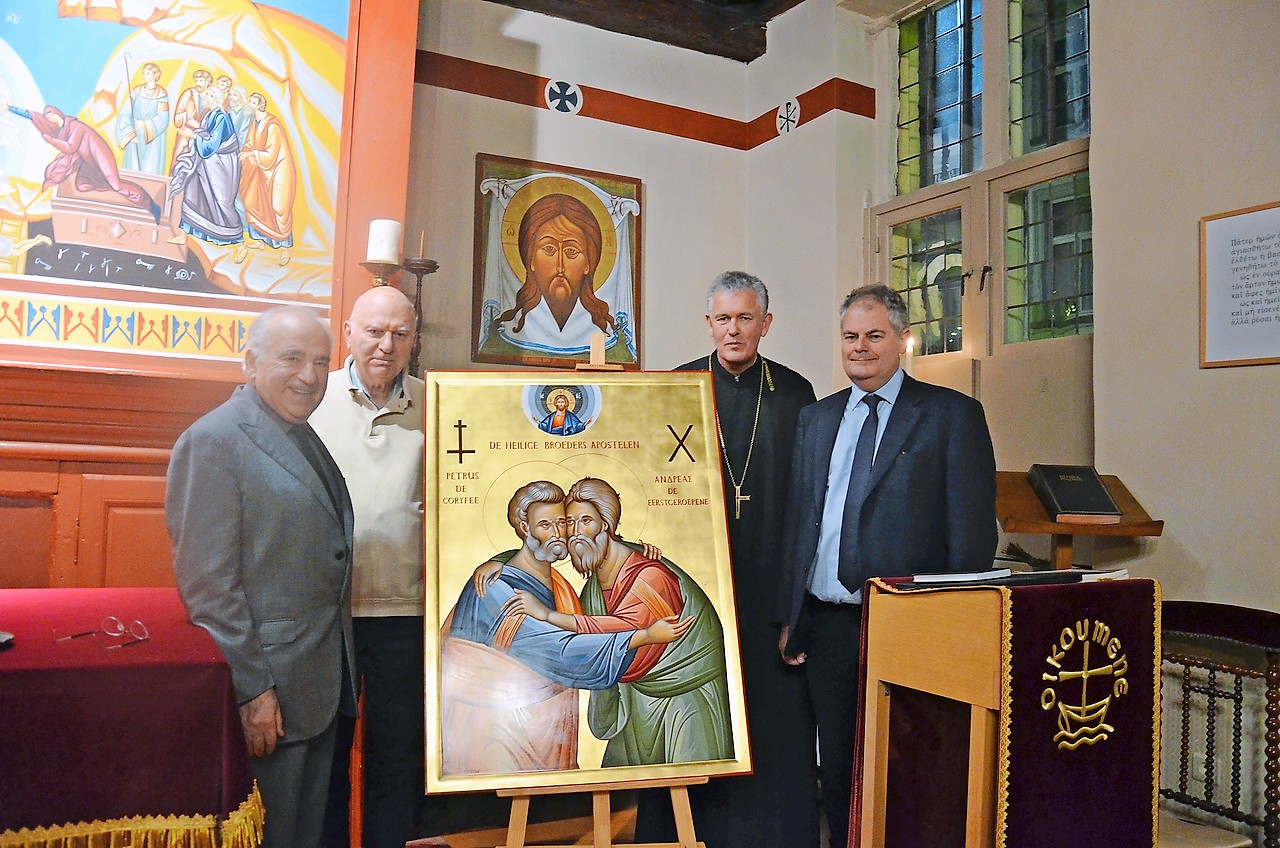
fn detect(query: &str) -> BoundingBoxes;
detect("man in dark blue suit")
[776,284,996,848]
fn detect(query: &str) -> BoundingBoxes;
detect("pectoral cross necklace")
[711,355,770,520]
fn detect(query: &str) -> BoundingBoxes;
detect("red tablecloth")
[0,588,262,847]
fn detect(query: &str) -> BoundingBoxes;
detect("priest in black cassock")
[636,271,820,848]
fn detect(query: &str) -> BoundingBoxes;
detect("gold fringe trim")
[219,782,264,848]
[994,586,1013,848]
[1150,581,1163,848]
[0,782,264,848]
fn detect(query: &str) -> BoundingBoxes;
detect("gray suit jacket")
[778,374,997,654]
[167,383,357,743]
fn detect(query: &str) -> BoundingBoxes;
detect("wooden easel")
[575,331,625,371]
[496,776,707,848]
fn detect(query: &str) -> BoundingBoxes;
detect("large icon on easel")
[425,371,748,793]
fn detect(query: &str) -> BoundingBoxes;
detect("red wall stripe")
[416,50,874,150]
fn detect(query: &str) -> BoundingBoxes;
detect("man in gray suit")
[777,284,997,848]
[167,305,357,848]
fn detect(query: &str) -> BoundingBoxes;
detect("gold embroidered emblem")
[1039,618,1129,750]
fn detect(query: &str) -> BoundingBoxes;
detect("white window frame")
[864,0,1090,364]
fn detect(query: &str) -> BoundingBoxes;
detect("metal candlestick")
[359,260,401,286]
[401,256,439,377]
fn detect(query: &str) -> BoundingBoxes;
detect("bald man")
[311,287,427,848]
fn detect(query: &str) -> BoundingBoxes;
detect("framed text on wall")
[1200,199,1280,368]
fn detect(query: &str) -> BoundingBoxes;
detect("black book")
[1026,464,1122,524]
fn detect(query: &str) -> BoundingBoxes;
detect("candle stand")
[401,256,439,377]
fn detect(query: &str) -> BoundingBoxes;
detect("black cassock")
[637,354,821,848]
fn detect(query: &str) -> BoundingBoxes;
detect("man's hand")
[630,614,695,649]
[638,540,663,561]
[778,624,806,666]
[502,589,552,622]
[646,614,694,645]
[472,560,504,597]
[239,688,284,757]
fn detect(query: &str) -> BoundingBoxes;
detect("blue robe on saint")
[448,553,635,689]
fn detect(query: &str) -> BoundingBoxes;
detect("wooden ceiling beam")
[486,0,806,62]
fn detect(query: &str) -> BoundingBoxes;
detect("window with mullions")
[896,0,983,193]
[890,208,965,354]
[1004,170,1092,342]
[1009,0,1090,155]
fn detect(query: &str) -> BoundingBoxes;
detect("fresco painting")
[0,0,348,362]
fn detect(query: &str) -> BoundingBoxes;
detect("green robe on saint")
[578,545,732,765]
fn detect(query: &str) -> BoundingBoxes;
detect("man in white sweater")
[312,286,425,848]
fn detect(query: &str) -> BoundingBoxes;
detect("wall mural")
[0,0,348,364]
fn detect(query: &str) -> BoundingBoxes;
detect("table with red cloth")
[0,587,263,848]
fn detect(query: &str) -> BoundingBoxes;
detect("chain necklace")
[710,354,772,519]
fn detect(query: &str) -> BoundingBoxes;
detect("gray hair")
[244,306,331,357]
[706,270,769,315]
[839,284,908,335]
[565,477,622,540]
[507,481,566,537]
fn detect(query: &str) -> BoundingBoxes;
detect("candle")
[904,333,915,377]
[418,230,426,258]
[367,219,402,263]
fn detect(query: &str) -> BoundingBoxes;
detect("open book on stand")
[1027,464,1122,524]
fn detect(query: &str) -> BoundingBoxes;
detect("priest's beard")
[528,534,567,564]
[568,528,611,577]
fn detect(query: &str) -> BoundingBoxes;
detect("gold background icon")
[424,370,749,792]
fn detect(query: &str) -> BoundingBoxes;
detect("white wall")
[409,0,878,390]
[745,1,878,392]
[1091,0,1280,607]
[412,0,748,373]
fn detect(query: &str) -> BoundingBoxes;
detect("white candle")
[367,219,402,263]
[904,334,915,377]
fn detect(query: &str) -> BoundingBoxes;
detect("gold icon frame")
[424,370,749,793]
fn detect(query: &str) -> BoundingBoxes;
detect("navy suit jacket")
[167,383,357,743]
[778,374,997,654]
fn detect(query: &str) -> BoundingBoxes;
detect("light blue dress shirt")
[808,367,906,604]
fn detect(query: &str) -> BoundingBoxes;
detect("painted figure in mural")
[169,84,243,247]
[237,92,296,266]
[228,87,252,145]
[115,62,169,174]
[493,193,616,352]
[504,477,733,767]
[441,480,690,776]
[0,233,52,260]
[537,389,587,436]
[170,69,212,173]
[216,74,234,104]
[1,99,160,221]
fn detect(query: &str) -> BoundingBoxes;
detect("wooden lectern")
[857,576,1160,848]
[996,471,1163,570]
[859,581,1003,848]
